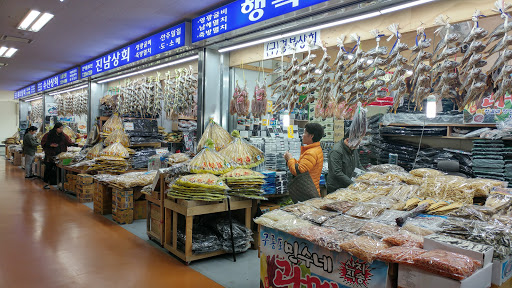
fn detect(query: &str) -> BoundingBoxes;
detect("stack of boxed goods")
[93,180,112,215]
[112,187,134,224]
[76,174,94,203]
[13,150,22,166]
[472,140,510,182]
[64,174,77,193]
[262,171,276,195]
[275,171,288,195]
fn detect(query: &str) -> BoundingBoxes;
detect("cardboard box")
[77,174,94,185]
[66,174,77,181]
[133,200,147,220]
[77,194,93,203]
[493,256,512,286]
[112,206,133,224]
[424,234,494,267]
[398,263,492,288]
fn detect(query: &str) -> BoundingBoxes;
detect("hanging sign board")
[81,22,189,78]
[263,30,320,59]
[58,68,80,86]
[191,0,329,43]
[463,94,512,123]
[15,84,37,99]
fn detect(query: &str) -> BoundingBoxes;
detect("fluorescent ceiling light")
[0,47,7,57]
[30,13,54,32]
[97,55,199,84]
[0,35,33,44]
[218,0,435,53]
[48,84,88,96]
[18,10,41,30]
[25,96,43,102]
[3,48,18,58]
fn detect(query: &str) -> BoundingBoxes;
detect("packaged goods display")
[110,171,157,188]
[104,129,130,147]
[197,120,232,152]
[167,153,190,165]
[101,114,123,135]
[168,174,229,201]
[219,131,264,169]
[189,139,234,175]
[222,168,266,200]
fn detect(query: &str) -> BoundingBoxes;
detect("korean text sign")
[81,22,187,78]
[59,68,79,86]
[264,30,320,59]
[37,75,60,93]
[259,226,389,288]
[192,0,329,43]
[15,84,36,99]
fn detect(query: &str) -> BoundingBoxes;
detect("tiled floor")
[0,159,227,288]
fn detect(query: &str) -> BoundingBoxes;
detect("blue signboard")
[81,22,187,78]
[37,74,60,93]
[59,67,79,86]
[15,84,37,99]
[191,0,329,43]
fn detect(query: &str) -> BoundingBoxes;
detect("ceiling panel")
[0,0,228,91]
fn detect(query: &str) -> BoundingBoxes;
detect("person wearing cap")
[326,129,364,193]
[41,123,74,189]
[23,126,40,178]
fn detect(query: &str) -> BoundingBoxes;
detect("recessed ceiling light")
[0,47,8,57]
[18,10,41,30]
[30,13,54,32]
[0,35,33,44]
[3,48,18,58]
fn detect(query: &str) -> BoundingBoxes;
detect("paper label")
[124,122,134,131]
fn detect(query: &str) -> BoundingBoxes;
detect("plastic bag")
[367,164,406,174]
[219,131,264,169]
[471,178,508,197]
[281,203,318,218]
[100,142,130,158]
[358,222,399,240]
[254,210,314,232]
[177,227,222,254]
[339,236,390,263]
[175,174,229,190]
[346,203,387,219]
[63,126,76,142]
[383,231,424,248]
[485,192,512,211]
[425,234,494,256]
[302,198,335,209]
[102,114,123,134]
[347,102,367,148]
[323,215,367,233]
[410,168,444,178]
[404,215,446,232]
[104,129,130,147]
[289,226,355,252]
[197,120,232,152]
[111,171,157,188]
[223,168,265,180]
[214,218,252,240]
[167,153,190,165]
[412,249,481,281]
[446,205,491,221]
[402,223,435,236]
[377,246,426,264]
[189,139,234,175]
[321,201,357,213]
[374,210,409,225]
[302,210,340,225]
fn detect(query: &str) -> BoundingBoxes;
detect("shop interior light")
[25,96,43,102]
[17,10,41,30]
[97,55,199,84]
[48,84,88,96]
[426,94,437,119]
[30,13,54,32]
[282,114,290,127]
[0,47,8,57]
[218,0,435,53]
[3,48,18,58]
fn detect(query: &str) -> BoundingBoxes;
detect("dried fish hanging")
[333,34,350,119]
[53,90,88,117]
[386,24,410,112]
[29,99,43,124]
[314,41,334,118]
[117,74,163,118]
[295,38,319,109]
[410,26,433,110]
[344,34,369,107]
[230,61,251,117]
[251,62,268,118]
[271,44,300,112]
[364,29,388,104]
[487,2,512,102]
[163,66,198,120]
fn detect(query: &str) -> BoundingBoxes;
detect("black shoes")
[43,185,50,189]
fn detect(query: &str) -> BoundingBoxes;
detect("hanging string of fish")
[117,74,163,118]
[29,99,43,123]
[385,23,410,112]
[53,90,88,117]
[163,66,198,120]
[251,64,268,118]
[410,26,433,110]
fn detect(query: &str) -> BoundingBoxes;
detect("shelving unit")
[380,123,497,140]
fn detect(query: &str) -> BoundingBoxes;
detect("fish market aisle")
[0,159,222,288]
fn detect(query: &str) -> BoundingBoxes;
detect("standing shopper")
[23,126,39,178]
[41,123,73,189]
[284,123,324,197]
[326,132,364,193]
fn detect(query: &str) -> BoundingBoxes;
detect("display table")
[146,173,166,245]
[163,197,253,264]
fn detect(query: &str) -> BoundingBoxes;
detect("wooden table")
[146,173,166,245]
[163,197,253,265]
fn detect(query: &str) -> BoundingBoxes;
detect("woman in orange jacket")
[284,123,324,196]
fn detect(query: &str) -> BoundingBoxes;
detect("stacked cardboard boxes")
[93,180,112,215]
[64,174,77,193]
[112,187,134,224]
[76,174,94,203]
[13,151,22,166]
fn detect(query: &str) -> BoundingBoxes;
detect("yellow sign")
[266,101,273,113]
[288,126,294,138]
[262,119,268,126]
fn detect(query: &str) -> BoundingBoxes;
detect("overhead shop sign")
[192,0,329,43]
[14,84,36,99]
[58,67,79,86]
[81,22,188,78]
[37,75,60,93]
[263,30,320,59]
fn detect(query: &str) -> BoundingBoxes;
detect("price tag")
[262,119,268,126]
[124,122,134,131]
[266,101,273,113]
[288,126,294,138]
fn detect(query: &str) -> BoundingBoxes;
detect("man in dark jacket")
[23,126,39,178]
[41,123,74,189]
[326,131,364,193]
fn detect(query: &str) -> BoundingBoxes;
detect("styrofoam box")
[492,256,512,286]
[398,263,492,288]
[424,234,494,267]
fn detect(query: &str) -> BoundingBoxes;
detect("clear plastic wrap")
[197,120,232,152]
[339,236,390,263]
[175,174,229,190]
[346,203,387,219]
[383,231,424,248]
[302,198,335,209]
[321,201,357,213]
[425,234,494,255]
[446,205,492,221]
[412,249,481,281]
[111,171,157,188]
[63,126,77,142]
[214,218,253,240]
[365,196,399,209]
[176,227,222,254]
[189,139,234,175]
[281,203,318,217]
[377,246,426,264]
[358,222,399,240]
[410,168,445,178]
[325,188,378,202]
[374,210,409,225]
[485,192,512,211]
[367,164,406,174]
[402,223,435,236]
[302,210,340,225]
[290,226,356,252]
[403,215,447,233]
[387,185,419,200]
[104,129,130,147]
[167,153,191,165]
[254,210,314,232]
[322,215,367,233]
[347,102,367,148]
[100,142,130,158]
[102,114,123,134]
[222,168,265,180]
[219,131,264,169]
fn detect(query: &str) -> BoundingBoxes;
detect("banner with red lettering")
[260,227,389,288]
[463,94,512,124]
